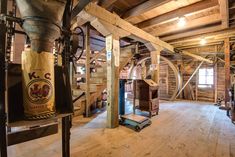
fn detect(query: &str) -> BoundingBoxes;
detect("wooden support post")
[150,51,160,83]
[145,42,162,84]
[106,34,120,128]
[224,38,230,107]
[141,61,146,79]
[176,54,183,99]
[196,62,199,101]
[90,18,127,128]
[85,23,91,117]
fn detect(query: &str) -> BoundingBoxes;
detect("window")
[198,68,214,88]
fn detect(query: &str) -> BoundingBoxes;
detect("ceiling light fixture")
[177,16,186,27]
[200,38,207,45]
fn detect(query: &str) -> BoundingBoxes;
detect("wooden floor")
[8,101,235,157]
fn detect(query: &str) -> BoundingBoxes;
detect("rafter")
[169,27,235,45]
[218,0,229,28]
[137,0,218,30]
[123,0,203,24]
[100,0,117,8]
[151,13,221,36]
[161,25,222,41]
[77,2,213,63]
[123,0,172,20]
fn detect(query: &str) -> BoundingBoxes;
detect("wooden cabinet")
[133,79,159,117]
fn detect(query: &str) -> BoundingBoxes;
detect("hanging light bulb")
[200,38,207,45]
[177,16,186,27]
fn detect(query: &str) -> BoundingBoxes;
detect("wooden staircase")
[72,45,135,116]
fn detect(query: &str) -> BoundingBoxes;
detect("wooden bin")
[133,79,159,117]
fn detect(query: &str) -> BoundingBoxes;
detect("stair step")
[96,67,107,73]
[73,96,85,116]
[120,51,133,57]
[90,78,104,84]
[91,72,106,78]
[79,83,103,92]
[72,89,84,96]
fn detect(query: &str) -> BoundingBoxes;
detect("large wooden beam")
[122,0,172,21]
[218,0,229,28]
[71,0,91,20]
[100,0,117,8]
[151,13,221,36]
[106,34,120,128]
[224,38,230,107]
[145,43,163,83]
[77,3,214,64]
[90,17,121,128]
[180,50,213,63]
[161,25,222,41]
[168,27,235,45]
[78,3,174,51]
[137,0,218,30]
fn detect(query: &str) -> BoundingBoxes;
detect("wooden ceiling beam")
[78,3,174,52]
[161,25,223,41]
[77,3,213,63]
[122,0,172,20]
[137,0,218,30]
[151,13,221,36]
[173,39,225,49]
[169,27,235,45]
[218,0,229,28]
[100,0,118,8]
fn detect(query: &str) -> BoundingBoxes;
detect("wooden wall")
[159,61,176,100]
[158,44,225,103]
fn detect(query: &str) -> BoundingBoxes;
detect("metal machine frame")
[0,0,90,156]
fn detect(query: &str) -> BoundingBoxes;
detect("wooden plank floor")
[8,101,235,157]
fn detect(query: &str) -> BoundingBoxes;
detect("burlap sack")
[21,48,55,120]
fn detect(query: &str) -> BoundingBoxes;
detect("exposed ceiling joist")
[71,0,91,20]
[151,13,221,36]
[169,27,235,45]
[161,25,222,41]
[122,0,172,20]
[100,0,118,8]
[80,5,174,51]
[137,0,218,30]
[218,0,229,28]
[123,0,203,24]
[77,2,213,63]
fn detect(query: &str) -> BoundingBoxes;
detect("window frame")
[198,67,214,88]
